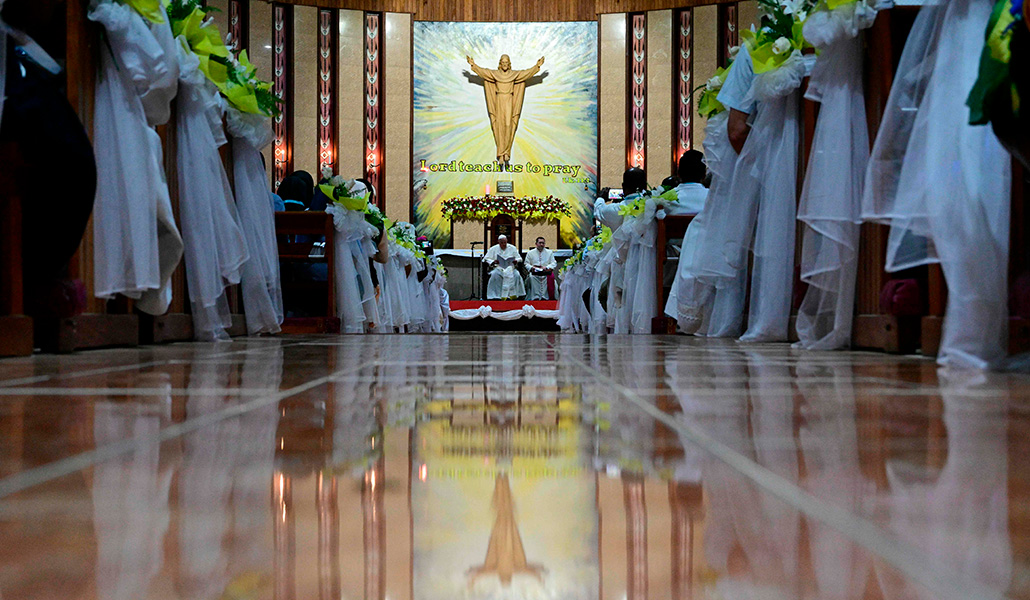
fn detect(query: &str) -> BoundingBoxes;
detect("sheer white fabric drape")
[863,0,1011,368]
[90,1,183,314]
[175,42,249,340]
[226,108,283,335]
[795,3,878,350]
[611,198,660,334]
[375,239,413,332]
[326,207,379,333]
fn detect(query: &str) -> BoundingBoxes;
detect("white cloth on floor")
[524,247,556,300]
[483,243,525,299]
[795,8,875,350]
[226,108,283,335]
[865,0,1010,369]
[174,41,248,340]
[90,1,183,315]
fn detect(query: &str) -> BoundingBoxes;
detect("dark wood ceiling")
[270,0,736,21]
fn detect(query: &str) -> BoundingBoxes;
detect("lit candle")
[486,184,491,196]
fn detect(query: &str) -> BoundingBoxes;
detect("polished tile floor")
[0,334,1028,600]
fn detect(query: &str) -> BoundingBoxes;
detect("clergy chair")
[274,211,340,333]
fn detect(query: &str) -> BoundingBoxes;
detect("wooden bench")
[275,211,340,334]
[653,214,695,334]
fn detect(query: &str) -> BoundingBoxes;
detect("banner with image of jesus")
[413,21,598,247]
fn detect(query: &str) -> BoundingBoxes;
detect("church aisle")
[0,334,1027,599]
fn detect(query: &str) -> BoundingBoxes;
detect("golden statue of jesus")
[466,54,545,168]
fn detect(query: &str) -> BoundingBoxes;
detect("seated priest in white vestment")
[483,235,525,299]
[524,236,557,300]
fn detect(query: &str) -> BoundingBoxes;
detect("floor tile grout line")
[549,341,1012,600]
[0,359,372,500]
[0,341,310,388]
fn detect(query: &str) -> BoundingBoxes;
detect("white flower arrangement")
[771,36,792,54]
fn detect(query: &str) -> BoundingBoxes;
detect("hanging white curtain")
[90,1,183,315]
[175,42,249,340]
[226,108,283,335]
[795,2,879,350]
[864,0,1011,369]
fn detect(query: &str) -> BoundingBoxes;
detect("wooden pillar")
[364,12,385,210]
[319,9,339,176]
[716,3,738,69]
[673,8,693,169]
[627,13,647,171]
[273,3,295,190]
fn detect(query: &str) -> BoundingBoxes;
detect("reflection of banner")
[413,22,599,247]
[411,384,598,600]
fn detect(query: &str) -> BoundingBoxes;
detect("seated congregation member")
[277,175,310,211]
[524,236,557,300]
[668,150,708,215]
[594,186,626,233]
[483,235,525,300]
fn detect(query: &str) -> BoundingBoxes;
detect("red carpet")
[449,300,558,312]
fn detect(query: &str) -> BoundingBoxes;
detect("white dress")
[794,2,879,350]
[226,108,283,335]
[483,244,525,299]
[864,0,1009,369]
[174,42,249,340]
[524,247,556,300]
[90,1,183,315]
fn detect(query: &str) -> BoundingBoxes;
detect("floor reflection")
[0,336,1027,599]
